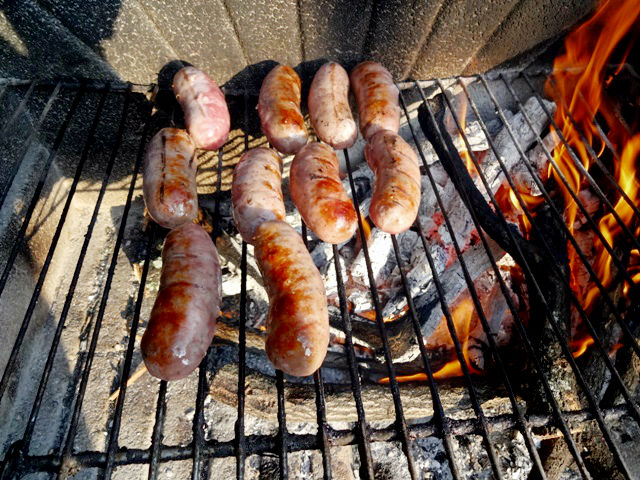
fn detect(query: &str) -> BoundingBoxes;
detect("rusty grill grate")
[0,68,638,480]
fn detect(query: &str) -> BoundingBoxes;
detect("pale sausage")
[141,223,222,380]
[143,128,198,229]
[253,220,329,376]
[308,62,357,149]
[231,147,286,244]
[365,129,421,234]
[258,65,308,154]
[290,142,357,243]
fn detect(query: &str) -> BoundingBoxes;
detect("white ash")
[479,96,556,198]
[510,130,560,196]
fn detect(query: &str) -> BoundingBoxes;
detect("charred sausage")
[365,129,421,234]
[258,65,308,154]
[308,62,357,149]
[141,223,222,380]
[350,61,400,141]
[231,147,286,244]
[172,66,230,150]
[143,128,198,229]
[253,220,329,376]
[290,142,357,243]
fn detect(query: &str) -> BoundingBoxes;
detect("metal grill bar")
[300,222,332,480]
[0,86,84,311]
[148,380,168,479]
[57,87,148,470]
[276,369,289,479]
[472,75,640,428]
[330,243,376,479]
[7,404,630,475]
[343,149,419,480]
[235,93,250,480]
[20,88,143,449]
[498,74,640,360]
[544,76,640,252]
[0,80,36,137]
[0,80,62,213]
[431,77,633,477]
[0,86,89,401]
[396,91,546,479]
[416,82,595,477]
[0,73,638,479]
[104,223,156,479]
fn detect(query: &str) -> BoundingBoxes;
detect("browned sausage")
[141,223,222,380]
[350,61,400,141]
[253,220,329,376]
[365,130,421,234]
[143,128,198,229]
[290,142,357,243]
[308,62,357,149]
[231,147,286,244]
[258,65,308,154]
[172,66,230,150]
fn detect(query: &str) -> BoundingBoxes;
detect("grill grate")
[0,68,638,479]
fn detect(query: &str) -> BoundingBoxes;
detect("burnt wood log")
[418,98,571,347]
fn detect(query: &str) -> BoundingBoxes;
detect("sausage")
[258,65,308,154]
[290,142,357,243]
[141,223,222,380]
[172,66,230,150]
[143,128,198,229]
[231,147,286,244]
[253,220,329,376]
[308,62,357,149]
[365,129,421,234]
[350,61,400,141]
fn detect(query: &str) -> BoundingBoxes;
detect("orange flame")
[379,298,482,384]
[546,0,640,355]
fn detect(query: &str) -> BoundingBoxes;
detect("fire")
[379,298,481,384]
[456,96,476,174]
[544,0,640,355]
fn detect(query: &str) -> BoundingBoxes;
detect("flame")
[457,96,476,174]
[379,298,481,384]
[545,0,640,355]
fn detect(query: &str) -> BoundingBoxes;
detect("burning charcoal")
[480,96,557,196]
[511,130,560,196]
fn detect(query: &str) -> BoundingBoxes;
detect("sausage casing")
[350,61,400,141]
[253,220,329,376]
[231,147,286,244]
[172,66,230,150]
[290,142,357,243]
[365,130,421,234]
[258,65,308,154]
[141,223,222,381]
[308,62,357,149]
[143,128,198,229]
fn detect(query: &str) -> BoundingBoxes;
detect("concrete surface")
[0,0,596,84]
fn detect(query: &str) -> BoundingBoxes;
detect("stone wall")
[0,0,597,84]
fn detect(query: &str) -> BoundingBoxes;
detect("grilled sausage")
[290,142,357,243]
[143,128,198,229]
[258,65,308,154]
[365,129,421,234]
[308,62,357,149]
[141,223,222,380]
[253,220,329,376]
[350,61,400,141]
[231,148,286,244]
[172,66,230,150]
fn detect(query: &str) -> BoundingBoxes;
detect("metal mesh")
[0,70,638,479]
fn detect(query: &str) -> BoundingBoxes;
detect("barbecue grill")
[0,57,638,479]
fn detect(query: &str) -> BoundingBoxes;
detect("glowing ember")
[379,298,482,383]
[545,0,640,356]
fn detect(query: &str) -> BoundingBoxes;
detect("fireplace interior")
[0,0,639,479]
